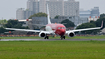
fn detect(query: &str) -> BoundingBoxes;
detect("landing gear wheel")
[60,36,65,40]
[44,36,49,39]
[47,36,49,39]
[63,36,65,39]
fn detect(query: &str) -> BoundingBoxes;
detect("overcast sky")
[0,0,105,20]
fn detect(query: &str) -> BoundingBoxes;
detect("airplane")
[5,4,103,40]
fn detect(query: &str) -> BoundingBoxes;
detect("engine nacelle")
[68,32,75,37]
[39,32,46,37]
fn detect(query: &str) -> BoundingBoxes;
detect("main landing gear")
[44,35,65,40]
[44,36,49,39]
[60,36,65,40]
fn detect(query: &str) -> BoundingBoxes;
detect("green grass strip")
[0,41,105,59]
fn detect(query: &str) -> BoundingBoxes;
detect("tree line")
[0,19,29,34]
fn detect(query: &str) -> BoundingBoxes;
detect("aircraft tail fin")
[47,4,51,24]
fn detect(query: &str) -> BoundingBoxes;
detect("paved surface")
[0,39,105,41]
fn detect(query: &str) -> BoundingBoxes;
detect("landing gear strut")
[44,36,49,39]
[61,36,65,40]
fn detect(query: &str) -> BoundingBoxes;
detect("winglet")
[101,21,103,28]
[47,4,51,24]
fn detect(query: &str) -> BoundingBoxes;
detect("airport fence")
[0,34,98,37]
[0,35,39,37]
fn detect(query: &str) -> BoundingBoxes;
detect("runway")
[0,39,105,41]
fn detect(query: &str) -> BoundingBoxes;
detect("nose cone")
[59,29,66,36]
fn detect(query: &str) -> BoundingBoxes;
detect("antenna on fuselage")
[47,4,51,24]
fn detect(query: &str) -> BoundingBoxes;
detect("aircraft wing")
[5,28,41,32]
[66,27,101,33]
[5,28,54,34]
[66,21,103,33]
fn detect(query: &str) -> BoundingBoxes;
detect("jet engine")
[39,32,46,37]
[68,32,75,37]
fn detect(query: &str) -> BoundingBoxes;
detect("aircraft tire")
[44,37,46,39]
[63,36,65,39]
[47,36,49,39]
[61,36,65,40]
[44,36,49,39]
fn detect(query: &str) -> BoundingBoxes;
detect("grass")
[0,35,105,39]
[0,41,105,59]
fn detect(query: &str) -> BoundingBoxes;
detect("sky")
[0,0,105,20]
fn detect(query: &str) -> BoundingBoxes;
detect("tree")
[4,19,29,29]
[0,19,7,25]
[61,19,75,28]
[28,12,47,19]
[54,15,59,19]
[90,20,95,24]
[4,20,19,28]
[100,14,105,18]
[76,23,99,34]
[0,27,7,33]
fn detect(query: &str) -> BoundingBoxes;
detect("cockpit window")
[58,27,66,29]
[58,27,61,29]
